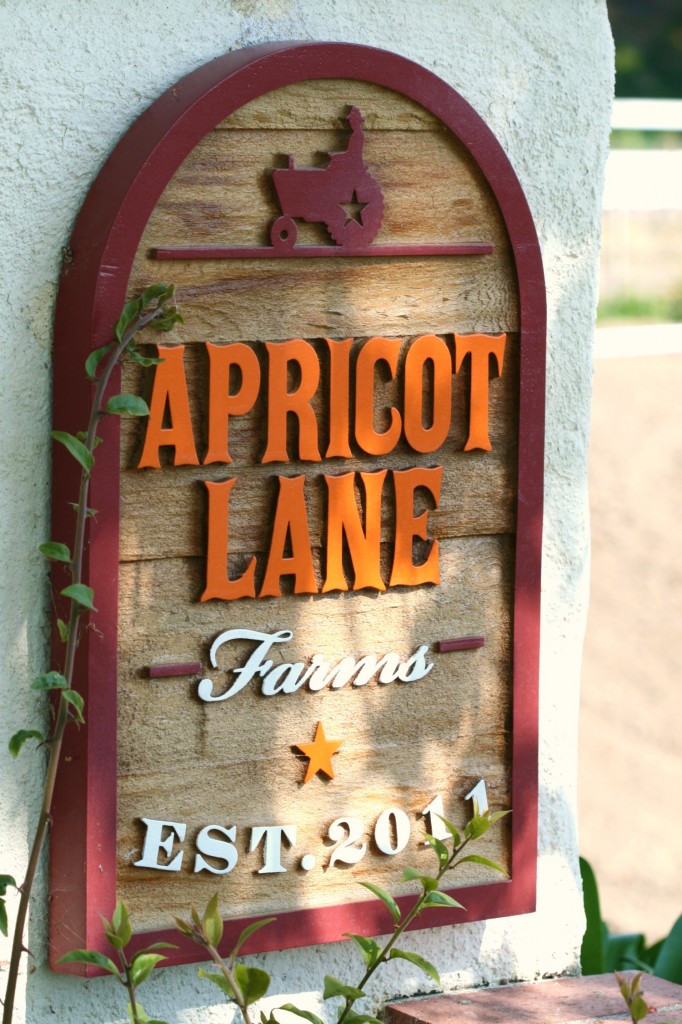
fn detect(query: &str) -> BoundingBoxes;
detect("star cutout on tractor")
[294,721,343,784]
[340,190,368,226]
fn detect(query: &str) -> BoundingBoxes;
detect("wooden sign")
[50,41,545,972]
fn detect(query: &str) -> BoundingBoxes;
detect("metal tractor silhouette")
[270,106,384,251]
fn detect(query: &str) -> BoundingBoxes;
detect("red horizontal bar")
[438,636,485,653]
[151,242,493,260]
[149,662,202,678]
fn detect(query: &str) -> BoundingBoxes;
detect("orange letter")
[202,480,257,601]
[389,467,443,588]
[454,333,506,451]
[259,476,317,597]
[262,340,321,463]
[138,345,199,468]
[205,343,260,465]
[355,337,402,456]
[325,338,353,458]
[323,471,387,593]
[403,334,452,453]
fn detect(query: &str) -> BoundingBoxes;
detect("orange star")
[294,722,342,784]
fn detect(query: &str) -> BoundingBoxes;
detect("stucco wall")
[0,2,613,1022]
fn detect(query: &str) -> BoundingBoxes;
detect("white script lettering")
[197,629,434,702]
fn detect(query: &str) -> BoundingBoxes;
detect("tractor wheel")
[270,216,297,252]
[325,175,384,248]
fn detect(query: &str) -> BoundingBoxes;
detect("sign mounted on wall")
[50,41,545,971]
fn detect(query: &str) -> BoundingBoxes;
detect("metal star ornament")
[294,721,343,784]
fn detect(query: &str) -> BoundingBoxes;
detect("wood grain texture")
[117,536,513,928]
[128,82,517,339]
[216,80,443,131]
[131,128,509,250]
[116,78,519,930]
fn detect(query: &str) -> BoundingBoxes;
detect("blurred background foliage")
[609,0,682,98]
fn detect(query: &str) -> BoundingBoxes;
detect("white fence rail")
[599,100,682,312]
[603,100,682,212]
[611,98,682,132]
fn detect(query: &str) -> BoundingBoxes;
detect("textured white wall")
[0,2,613,1022]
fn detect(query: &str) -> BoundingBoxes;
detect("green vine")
[1,285,182,1024]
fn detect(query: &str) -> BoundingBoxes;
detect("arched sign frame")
[50,41,544,972]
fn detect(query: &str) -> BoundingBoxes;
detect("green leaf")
[112,900,132,947]
[323,976,365,1001]
[234,964,270,1006]
[130,952,167,986]
[198,968,236,998]
[231,917,276,961]
[623,952,657,973]
[128,1004,168,1024]
[488,810,511,825]
[0,875,16,895]
[105,394,150,417]
[115,298,143,343]
[51,431,94,475]
[0,899,7,937]
[358,881,400,924]
[435,814,461,847]
[342,1013,383,1024]
[421,891,465,910]
[137,942,177,954]
[58,949,119,975]
[173,916,194,938]
[455,854,508,876]
[57,618,69,642]
[630,995,650,1022]
[579,856,605,975]
[9,729,44,757]
[343,933,382,968]
[615,975,650,1024]
[641,938,664,968]
[61,583,97,612]
[464,815,490,840]
[31,671,68,691]
[605,932,644,973]
[39,541,71,563]
[150,308,183,333]
[75,431,102,449]
[615,971,632,1001]
[140,283,173,307]
[127,348,164,368]
[653,913,682,983]
[202,893,223,948]
[85,342,114,381]
[402,866,438,892]
[424,834,450,869]
[279,1004,325,1024]
[389,948,440,985]
[62,688,85,723]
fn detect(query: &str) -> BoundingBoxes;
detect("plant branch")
[2,288,180,1024]
[207,944,253,1024]
[336,837,472,1024]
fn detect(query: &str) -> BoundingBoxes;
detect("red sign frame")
[50,40,545,972]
